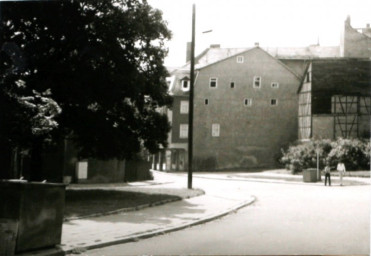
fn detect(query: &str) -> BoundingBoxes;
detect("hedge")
[280,138,370,174]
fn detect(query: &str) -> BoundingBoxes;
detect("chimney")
[367,23,370,28]
[345,15,351,25]
[186,42,191,63]
[254,42,259,47]
[210,44,220,48]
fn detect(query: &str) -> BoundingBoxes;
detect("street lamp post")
[188,4,196,189]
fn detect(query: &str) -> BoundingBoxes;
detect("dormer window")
[181,79,190,91]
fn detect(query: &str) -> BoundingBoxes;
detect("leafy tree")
[0,0,172,179]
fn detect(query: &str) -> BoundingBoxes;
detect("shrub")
[281,138,370,172]
[326,138,370,170]
[280,139,332,174]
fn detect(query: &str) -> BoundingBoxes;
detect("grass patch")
[64,189,181,219]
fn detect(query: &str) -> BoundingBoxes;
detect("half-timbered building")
[298,59,371,140]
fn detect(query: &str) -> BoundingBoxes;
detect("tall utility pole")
[188,4,196,189]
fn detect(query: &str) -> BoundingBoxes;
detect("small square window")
[230,82,235,89]
[271,82,279,88]
[237,56,244,63]
[179,124,188,138]
[205,99,209,105]
[180,100,189,114]
[210,78,217,88]
[271,99,278,106]
[212,123,220,137]
[253,76,261,88]
[244,98,252,106]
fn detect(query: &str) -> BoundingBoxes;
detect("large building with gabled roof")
[191,46,302,170]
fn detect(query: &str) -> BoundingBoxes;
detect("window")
[180,100,189,114]
[271,82,279,88]
[209,78,217,88]
[212,124,220,137]
[244,98,252,106]
[237,56,244,63]
[253,76,261,88]
[205,99,209,105]
[306,72,311,83]
[270,99,278,106]
[182,80,189,90]
[230,82,235,89]
[179,124,188,138]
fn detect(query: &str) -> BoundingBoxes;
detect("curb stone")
[64,196,256,255]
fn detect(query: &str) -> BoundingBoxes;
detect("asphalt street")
[81,173,370,255]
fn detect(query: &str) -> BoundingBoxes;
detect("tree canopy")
[0,0,172,163]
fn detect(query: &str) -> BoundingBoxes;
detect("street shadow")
[75,199,207,225]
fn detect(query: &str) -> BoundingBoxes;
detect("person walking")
[337,162,346,186]
[324,164,331,186]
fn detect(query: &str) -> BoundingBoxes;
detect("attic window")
[209,78,217,88]
[182,79,189,90]
[237,56,244,63]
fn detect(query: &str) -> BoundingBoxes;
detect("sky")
[147,0,371,67]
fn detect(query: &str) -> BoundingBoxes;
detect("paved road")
[84,174,370,255]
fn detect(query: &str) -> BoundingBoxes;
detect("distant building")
[341,16,371,58]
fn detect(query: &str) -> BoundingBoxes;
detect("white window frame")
[179,124,188,138]
[253,76,261,88]
[270,99,278,106]
[237,56,244,63]
[211,123,220,137]
[244,98,252,107]
[180,100,189,114]
[271,82,279,88]
[181,80,189,91]
[209,77,218,88]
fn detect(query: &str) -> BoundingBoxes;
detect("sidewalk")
[192,170,370,186]
[59,172,255,255]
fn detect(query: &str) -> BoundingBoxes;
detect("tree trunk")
[29,141,43,181]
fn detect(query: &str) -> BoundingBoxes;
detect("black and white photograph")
[0,0,370,255]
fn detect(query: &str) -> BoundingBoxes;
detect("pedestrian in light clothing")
[337,162,346,186]
[324,165,331,186]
